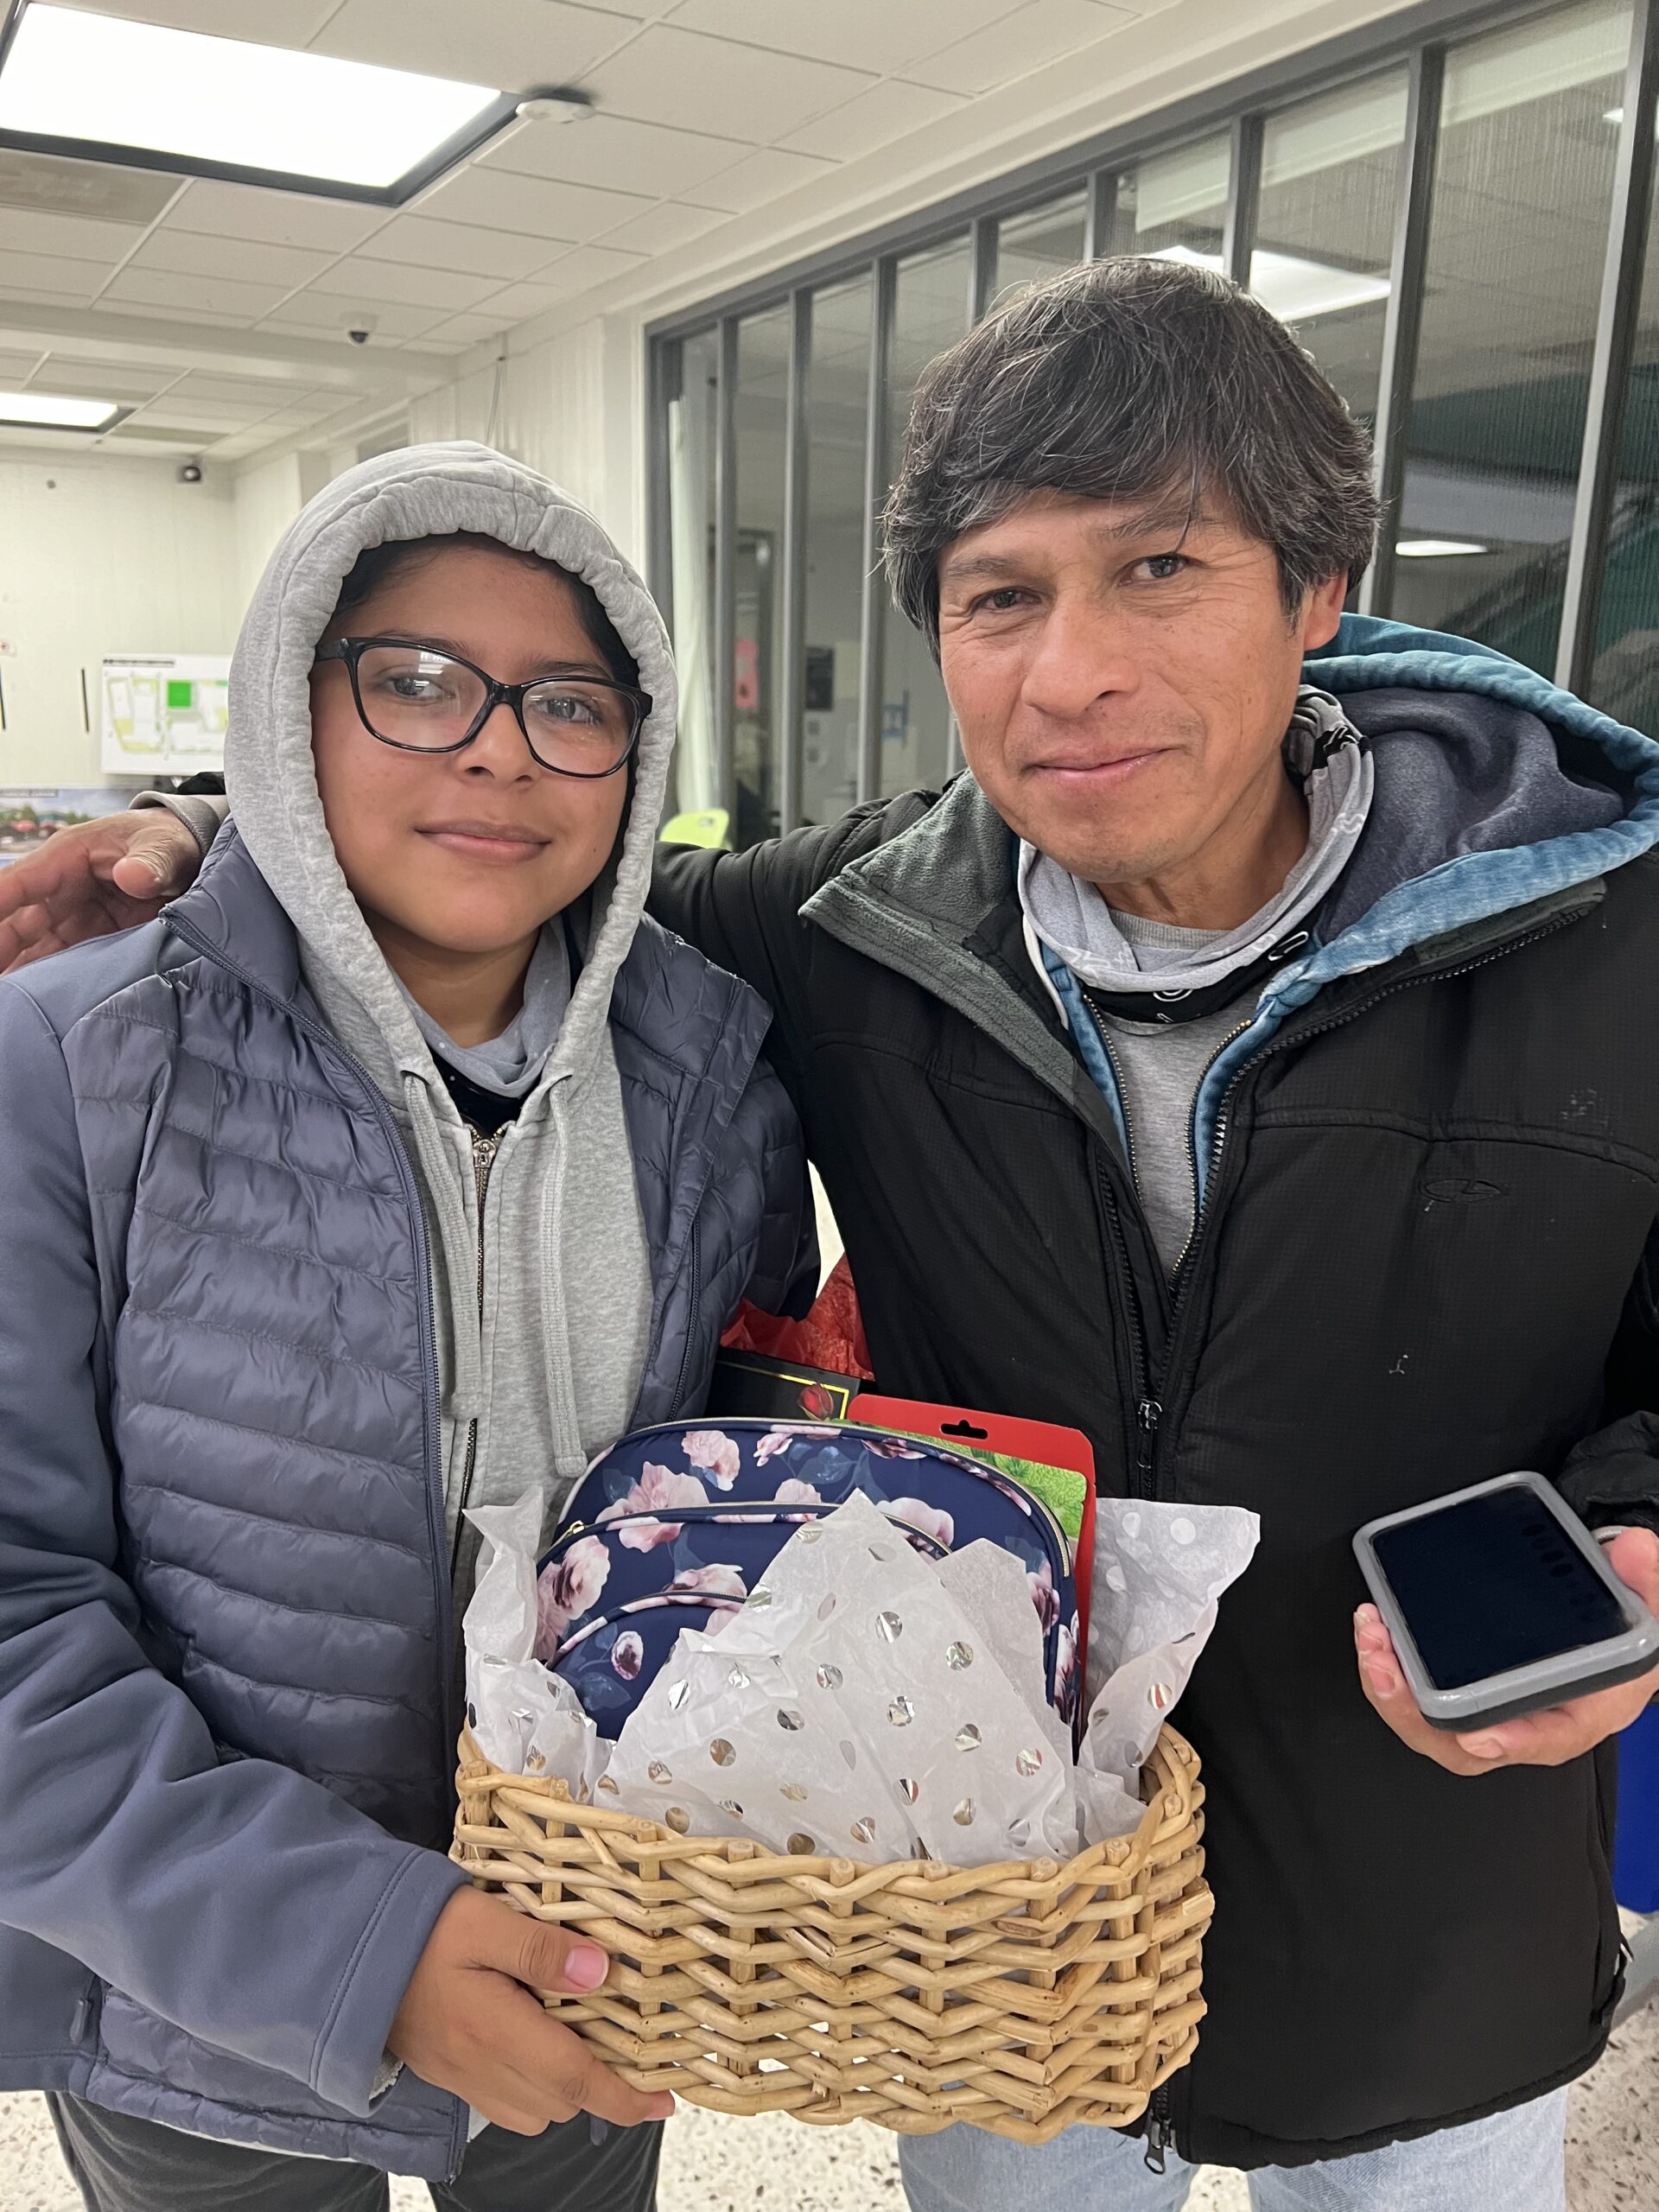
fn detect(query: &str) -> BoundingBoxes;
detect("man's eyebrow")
[937,551,1027,588]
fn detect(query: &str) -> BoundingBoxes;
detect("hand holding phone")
[1351,1474,1659,1775]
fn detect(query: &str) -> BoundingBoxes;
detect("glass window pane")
[1253,70,1408,426]
[994,190,1088,305]
[802,275,872,828]
[732,305,789,845]
[664,327,719,822]
[1392,0,1632,669]
[1100,131,1231,262]
[881,236,970,798]
[1590,153,1659,734]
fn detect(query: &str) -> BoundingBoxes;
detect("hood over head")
[224,439,676,1103]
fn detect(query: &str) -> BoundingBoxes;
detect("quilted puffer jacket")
[0,830,810,2182]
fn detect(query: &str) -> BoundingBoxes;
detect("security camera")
[345,312,378,346]
[347,327,372,346]
[177,459,203,483]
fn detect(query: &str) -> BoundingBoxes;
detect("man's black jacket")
[649,681,1659,2169]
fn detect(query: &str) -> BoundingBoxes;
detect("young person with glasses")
[0,443,813,2210]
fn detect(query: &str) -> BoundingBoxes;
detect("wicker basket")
[450,1726,1211,2143]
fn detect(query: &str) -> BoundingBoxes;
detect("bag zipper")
[548,1497,952,1559]
[449,1123,507,1578]
[1142,2084,1174,2172]
[162,913,454,1746]
[554,1587,745,1662]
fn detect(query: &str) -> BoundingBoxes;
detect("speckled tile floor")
[3,1993,1651,2210]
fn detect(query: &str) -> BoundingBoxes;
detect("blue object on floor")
[1614,1702,1659,1912]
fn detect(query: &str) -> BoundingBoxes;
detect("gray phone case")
[1353,1472,1659,1730]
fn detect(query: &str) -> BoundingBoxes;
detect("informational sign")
[100,653,230,777]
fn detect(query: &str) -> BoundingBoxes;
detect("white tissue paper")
[464,1485,1259,1869]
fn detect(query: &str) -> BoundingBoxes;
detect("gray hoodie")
[226,442,667,1564]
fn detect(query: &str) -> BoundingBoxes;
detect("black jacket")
[650,636,1659,2170]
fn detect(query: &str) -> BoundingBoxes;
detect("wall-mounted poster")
[100,653,230,777]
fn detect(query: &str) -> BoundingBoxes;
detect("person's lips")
[1027,747,1171,787]
[416,820,550,863]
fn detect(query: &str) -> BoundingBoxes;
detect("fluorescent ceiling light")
[0,5,501,192]
[1604,106,1659,133]
[1154,242,1391,322]
[1395,538,1490,558]
[0,389,118,429]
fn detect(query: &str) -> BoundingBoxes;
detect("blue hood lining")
[1053,619,1659,1223]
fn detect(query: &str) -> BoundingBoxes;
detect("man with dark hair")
[5,258,1659,2209]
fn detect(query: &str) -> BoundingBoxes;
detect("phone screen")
[1371,1486,1625,1688]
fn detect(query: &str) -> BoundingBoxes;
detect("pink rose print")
[773,1478,824,1521]
[1027,1557,1060,1632]
[600,1463,709,1548]
[1053,1619,1080,1723]
[612,1630,644,1680]
[754,1424,843,1465]
[883,1497,955,1549]
[536,1535,611,1656]
[863,1435,926,1460]
[682,1429,742,1489]
[669,1561,748,1600]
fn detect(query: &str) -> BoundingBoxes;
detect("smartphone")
[1353,1473,1659,1730]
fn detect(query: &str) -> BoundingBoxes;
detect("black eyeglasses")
[314,638,649,779]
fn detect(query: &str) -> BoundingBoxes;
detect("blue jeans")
[898,2088,1567,2212]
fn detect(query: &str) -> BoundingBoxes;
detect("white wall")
[407,315,645,564]
[232,448,332,613]
[0,453,241,787]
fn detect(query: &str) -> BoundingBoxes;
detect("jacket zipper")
[1087,1026,1164,1497]
[449,1125,507,1579]
[1154,914,1581,1450]
[670,1218,702,1416]
[161,914,454,1751]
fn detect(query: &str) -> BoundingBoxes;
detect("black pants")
[48,2094,662,2212]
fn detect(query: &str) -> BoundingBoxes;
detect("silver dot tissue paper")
[462,1484,1259,1868]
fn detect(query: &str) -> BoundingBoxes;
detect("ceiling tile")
[695,147,838,213]
[582,25,875,137]
[257,296,443,340]
[782,79,968,162]
[0,208,148,263]
[130,231,333,289]
[307,257,501,310]
[355,215,555,282]
[132,399,265,430]
[164,179,386,252]
[54,1,340,38]
[95,297,251,327]
[480,111,747,197]
[310,0,636,92]
[0,249,106,297]
[524,241,647,293]
[919,0,1135,96]
[0,347,47,380]
[416,311,514,347]
[102,267,289,320]
[594,200,729,254]
[29,359,172,399]
[171,372,317,407]
[670,0,1015,73]
[413,164,651,242]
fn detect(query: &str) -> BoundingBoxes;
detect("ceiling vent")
[0,144,179,224]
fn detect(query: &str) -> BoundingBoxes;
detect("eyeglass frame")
[313,636,651,779]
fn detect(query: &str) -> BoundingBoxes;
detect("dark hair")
[331,531,639,689]
[882,255,1379,652]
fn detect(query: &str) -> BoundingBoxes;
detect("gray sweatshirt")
[221,444,670,1575]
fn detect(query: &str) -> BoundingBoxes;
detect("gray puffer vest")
[0,830,811,2180]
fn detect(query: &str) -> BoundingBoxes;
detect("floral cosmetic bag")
[537,1421,1081,1738]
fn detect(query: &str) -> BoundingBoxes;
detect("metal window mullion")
[1555,0,1659,691]
[1358,41,1445,620]
[856,257,897,807]
[779,287,811,836]
[1222,111,1263,285]
[1084,168,1118,259]
[645,335,676,640]
[969,213,998,323]
[714,315,739,824]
